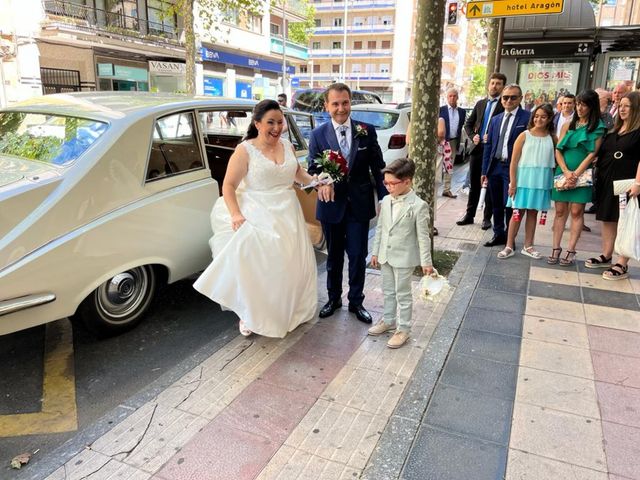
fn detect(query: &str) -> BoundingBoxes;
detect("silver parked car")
[0,93,321,336]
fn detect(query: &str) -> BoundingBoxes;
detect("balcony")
[313,24,394,35]
[309,48,392,58]
[270,36,309,60]
[295,72,391,81]
[42,0,180,43]
[313,0,395,11]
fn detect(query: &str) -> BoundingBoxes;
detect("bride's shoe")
[239,320,252,337]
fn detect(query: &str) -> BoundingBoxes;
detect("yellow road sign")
[0,320,77,437]
[467,0,564,19]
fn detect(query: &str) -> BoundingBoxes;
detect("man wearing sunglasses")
[481,84,531,247]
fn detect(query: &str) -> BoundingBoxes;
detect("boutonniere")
[354,124,368,138]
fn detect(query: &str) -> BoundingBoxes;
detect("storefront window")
[517,60,582,111]
[605,56,640,90]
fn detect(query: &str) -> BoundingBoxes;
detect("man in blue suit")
[482,84,531,246]
[308,83,387,323]
[438,88,466,198]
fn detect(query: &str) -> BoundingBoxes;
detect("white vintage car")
[0,93,322,336]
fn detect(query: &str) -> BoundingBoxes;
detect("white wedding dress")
[193,138,318,338]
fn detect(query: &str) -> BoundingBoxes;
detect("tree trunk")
[410,0,446,251]
[183,0,196,94]
[485,18,498,82]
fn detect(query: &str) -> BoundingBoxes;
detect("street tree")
[409,0,447,249]
[485,18,498,82]
[167,0,266,94]
[288,0,316,46]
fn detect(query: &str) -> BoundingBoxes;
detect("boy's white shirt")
[372,189,432,268]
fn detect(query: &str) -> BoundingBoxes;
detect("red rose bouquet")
[316,149,348,183]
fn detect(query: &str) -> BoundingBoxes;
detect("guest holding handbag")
[586,91,640,280]
[548,90,605,266]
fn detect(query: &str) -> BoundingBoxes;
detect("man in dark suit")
[482,84,531,246]
[456,72,507,230]
[438,88,466,198]
[308,83,387,323]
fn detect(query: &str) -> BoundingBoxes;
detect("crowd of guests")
[449,75,640,281]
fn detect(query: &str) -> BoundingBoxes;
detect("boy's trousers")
[381,263,414,332]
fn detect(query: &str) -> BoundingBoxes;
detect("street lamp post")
[309,59,314,88]
[342,0,347,83]
[281,0,287,95]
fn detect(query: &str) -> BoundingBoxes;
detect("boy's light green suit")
[372,190,432,332]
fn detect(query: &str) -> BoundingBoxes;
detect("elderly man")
[609,82,630,119]
[596,88,614,130]
[438,88,466,198]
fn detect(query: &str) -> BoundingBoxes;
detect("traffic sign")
[466,0,564,19]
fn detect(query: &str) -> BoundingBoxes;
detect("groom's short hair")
[383,158,416,180]
[324,83,352,102]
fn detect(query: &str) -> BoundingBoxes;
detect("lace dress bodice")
[241,138,298,191]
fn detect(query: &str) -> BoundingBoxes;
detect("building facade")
[0,0,308,106]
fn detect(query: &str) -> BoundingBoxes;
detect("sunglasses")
[383,179,406,187]
[502,95,520,101]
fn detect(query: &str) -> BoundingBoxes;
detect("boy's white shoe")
[387,331,410,349]
[368,320,396,336]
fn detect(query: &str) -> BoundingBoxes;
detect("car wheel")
[78,265,156,337]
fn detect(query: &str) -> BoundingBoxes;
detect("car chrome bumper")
[0,293,56,316]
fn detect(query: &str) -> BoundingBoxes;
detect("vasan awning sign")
[466,0,564,19]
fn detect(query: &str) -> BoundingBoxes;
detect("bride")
[194,100,328,338]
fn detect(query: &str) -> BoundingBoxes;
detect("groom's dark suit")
[308,119,386,307]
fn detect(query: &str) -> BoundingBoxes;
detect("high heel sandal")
[559,250,577,267]
[547,247,562,265]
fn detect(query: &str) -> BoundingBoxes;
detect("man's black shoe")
[481,220,492,230]
[484,235,507,247]
[456,215,474,226]
[319,299,342,318]
[348,304,373,324]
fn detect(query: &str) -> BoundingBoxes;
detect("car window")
[0,112,108,166]
[290,113,313,144]
[284,114,307,152]
[352,92,383,105]
[146,111,203,181]
[350,111,399,130]
[198,110,252,137]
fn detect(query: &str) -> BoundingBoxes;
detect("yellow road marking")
[0,319,77,437]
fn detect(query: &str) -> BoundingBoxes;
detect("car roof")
[351,103,410,113]
[2,92,258,123]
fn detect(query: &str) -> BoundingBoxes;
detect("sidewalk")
[37,178,640,480]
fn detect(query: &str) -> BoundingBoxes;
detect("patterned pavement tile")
[587,325,640,358]
[522,315,590,349]
[519,338,595,380]
[595,381,640,429]
[528,281,582,303]
[584,304,640,333]
[591,351,640,389]
[525,296,585,323]
[506,449,608,480]
[601,421,640,480]
[509,403,607,472]
[529,266,580,287]
[514,366,600,419]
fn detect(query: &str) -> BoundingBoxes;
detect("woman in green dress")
[548,90,606,266]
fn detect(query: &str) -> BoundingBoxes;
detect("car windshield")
[0,112,108,166]
[350,111,399,130]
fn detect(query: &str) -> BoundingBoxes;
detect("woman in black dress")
[586,91,640,280]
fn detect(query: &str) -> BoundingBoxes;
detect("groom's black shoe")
[349,304,372,324]
[319,299,342,318]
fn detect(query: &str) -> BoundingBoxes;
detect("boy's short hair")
[382,158,416,180]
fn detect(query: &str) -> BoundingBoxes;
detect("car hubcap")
[97,268,149,321]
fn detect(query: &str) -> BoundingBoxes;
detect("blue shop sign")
[201,47,294,75]
[203,76,224,96]
[236,82,252,99]
[290,77,300,88]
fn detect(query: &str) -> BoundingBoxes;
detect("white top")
[331,117,352,151]
[556,112,573,138]
[448,106,460,139]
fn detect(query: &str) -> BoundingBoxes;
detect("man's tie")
[480,99,496,139]
[494,112,512,161]
[339,125,350,158]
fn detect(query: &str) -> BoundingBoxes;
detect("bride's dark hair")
[244,99,282,140]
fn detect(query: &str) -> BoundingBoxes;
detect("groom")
[308,83,387,323]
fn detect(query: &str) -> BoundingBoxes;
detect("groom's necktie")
[339,125,350,158]
[495,112,512,161]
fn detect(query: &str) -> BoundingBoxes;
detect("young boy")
[369,158,433,348]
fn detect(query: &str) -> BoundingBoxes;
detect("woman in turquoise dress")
[498,104,556,260]
[548,90,606,266]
